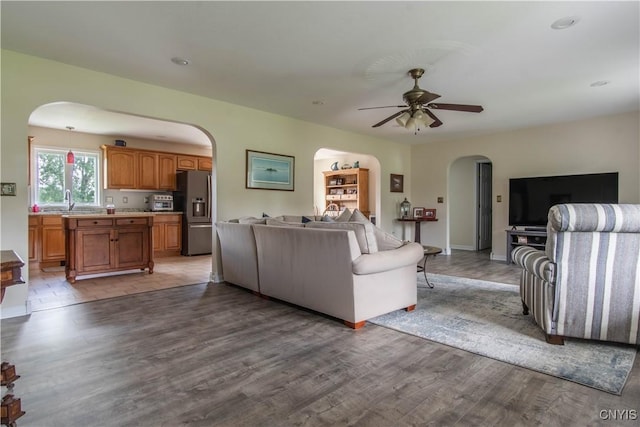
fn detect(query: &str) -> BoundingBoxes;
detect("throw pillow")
[335,208,352,222]
[322,215,336,222]
[302,216,313,223]
[306,221,378,254]
[372,227,405,251]
[350,209,370,223]
[238,217,267,224]
[262,212,270,218]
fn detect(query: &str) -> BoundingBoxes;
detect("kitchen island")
[63,213,154,283]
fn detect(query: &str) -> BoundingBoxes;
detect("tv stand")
[506,228,548,264]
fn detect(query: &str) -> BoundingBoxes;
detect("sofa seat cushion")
[305,221,379,254]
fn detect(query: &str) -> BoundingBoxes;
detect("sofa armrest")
[512,246,556,284]
[352,242,423,275]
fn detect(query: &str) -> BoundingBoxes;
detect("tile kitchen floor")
[28,255,212,311]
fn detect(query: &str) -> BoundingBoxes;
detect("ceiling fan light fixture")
[395,112,410,127]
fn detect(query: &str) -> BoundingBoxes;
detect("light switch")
[105,196,113,203]
[497,195,502,203]
[437,197,444,203]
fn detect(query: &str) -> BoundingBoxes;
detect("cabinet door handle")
[93,221,98,224]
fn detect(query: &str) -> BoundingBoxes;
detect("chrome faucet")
[64,189,75,211]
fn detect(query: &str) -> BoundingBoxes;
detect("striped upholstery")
[512,204,640,345]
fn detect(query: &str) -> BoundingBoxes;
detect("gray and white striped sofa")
[512,204,640,345]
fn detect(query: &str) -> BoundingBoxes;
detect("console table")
[397,218,438,244]
[505,228,547,264]
[1,250,26,427]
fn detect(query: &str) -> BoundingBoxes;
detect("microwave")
[150,194,174,212]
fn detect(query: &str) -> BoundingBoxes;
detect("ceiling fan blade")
[372,110,408,128]
[427,103,484,113]
[424,109,443,128]
[358,105,406,110]
[415,91,441,104]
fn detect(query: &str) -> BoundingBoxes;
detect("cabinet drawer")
[116,218,150,226]
[153,214,181,224]
[29,216,40,226]
[77,218,114,227]
[42,216,63,226]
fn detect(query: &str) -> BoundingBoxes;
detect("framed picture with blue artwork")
[246,150,295,191]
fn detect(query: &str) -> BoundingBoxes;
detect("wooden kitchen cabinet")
[138,151,159,189]
[158,154,177,190]
[153,214,182,257]
[197,157,212,171]
[103,146,138,189]
[40,215,66,267]
[177,155,198,171]
[64,215,154,283]
[28,216,39,262]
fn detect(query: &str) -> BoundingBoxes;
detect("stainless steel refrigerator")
[174,170,212,255]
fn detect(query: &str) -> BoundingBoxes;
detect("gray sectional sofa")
[215,211,424,328]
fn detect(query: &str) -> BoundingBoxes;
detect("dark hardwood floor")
[1,250,638,426]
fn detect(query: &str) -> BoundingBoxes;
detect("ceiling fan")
[359,68,483,131]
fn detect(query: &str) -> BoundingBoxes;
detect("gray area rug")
[369,273,638,395]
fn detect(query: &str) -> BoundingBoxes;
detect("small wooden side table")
[397,217,438,243]
[1,250,26,427]
[418,245,442,288]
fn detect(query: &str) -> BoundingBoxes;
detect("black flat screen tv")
[508,172,618,227]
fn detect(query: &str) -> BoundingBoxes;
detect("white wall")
[411,111,640,260]
[1,50,413,318]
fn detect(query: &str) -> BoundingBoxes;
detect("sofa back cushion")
[266,218,305,227]
[348,209,404,251]
[305,221,378,254]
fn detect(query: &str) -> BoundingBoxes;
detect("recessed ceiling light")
[590,80,610,87]
[551,16,580,30]
[171,57,190,66]
[312,100,325,105]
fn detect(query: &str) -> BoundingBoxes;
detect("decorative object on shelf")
[246,150,295,191]
[390,174,404,192]
[413,207,425,218]
[1,183,16,196]
[114,139,127,147]
[353,161,359,168]
[341,163,352,170]
[517,235,528,244]
[400,197,411,219]
[323,202,340,217]
[330,161,339,171]
[424,208,437,219]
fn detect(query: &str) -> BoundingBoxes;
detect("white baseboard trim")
[450,245,475,251]
[491,252,507,262]
[210,271,224,283]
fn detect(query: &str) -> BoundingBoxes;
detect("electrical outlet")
[497,195,502,203]
[122,196,128,204]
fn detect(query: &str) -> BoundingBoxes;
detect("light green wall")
[412,111,640,260]
[1,50,412,317]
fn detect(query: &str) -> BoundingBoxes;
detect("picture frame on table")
[246,150,295,191]
[424,208,437,219]
[413,207,425,218]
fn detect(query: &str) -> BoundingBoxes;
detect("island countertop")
[30,211,182,217]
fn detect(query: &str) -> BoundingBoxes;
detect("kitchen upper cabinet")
[177,155,198,171]
[158,154,177,190]
[103,145,209,190]
[138,152,159,189]
[198,157,212,171]
[103,146,137,189]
